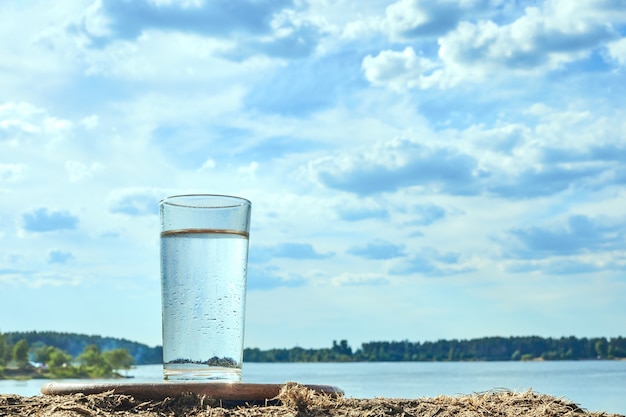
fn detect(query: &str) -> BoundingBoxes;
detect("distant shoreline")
[243,336,626,362]
[3,332,625,367]
[0,366,131,381]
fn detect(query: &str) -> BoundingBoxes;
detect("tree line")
[0,333,134,379]
[2,331,162,365]
[244,336,626,362]
[3,332,625,370]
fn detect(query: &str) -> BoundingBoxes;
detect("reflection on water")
[1,361,625,414]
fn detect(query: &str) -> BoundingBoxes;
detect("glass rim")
[159,194,251,209]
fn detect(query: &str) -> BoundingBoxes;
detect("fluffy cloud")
[65,160,105,182]
[330,273,388,286]
[311,136,478,196]
[251,242,334,263]
[507,258,626,275]
[389,247,474,276]
[73,0,290,43]
[606,37,626,65]
[108,188,163,216]
[485,125,626,198]
[334,198,390,222]
[362,47,439,91]
[47,249,74,264]
[502,214,626,275]
[383,0,492,40]
[347,240,406,260]
[311,111,625,200]
[21,208,79,233]
[0,163,26,183]
[225,21,323,60]
[405,203,446,226]
[384,0,460,39]
[70,0,323,60]
[505,215,626,259]
[437,8,614,75]
[0,102,71,145]
[335,205,389,222]
[364,0,625,91]
[247,265,306,290]
[0,268,83,288]
[547,0,626,23]
[487,164,605,198]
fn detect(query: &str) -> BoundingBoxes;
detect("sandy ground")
[1,383,623,417]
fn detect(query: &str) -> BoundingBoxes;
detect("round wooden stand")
[41,382,343,405]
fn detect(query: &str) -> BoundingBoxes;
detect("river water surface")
[1,361,625,414]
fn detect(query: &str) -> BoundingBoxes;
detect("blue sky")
[1,0,625,350]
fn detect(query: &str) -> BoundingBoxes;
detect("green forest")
[1,331,625,380]
[243,336,626,362]
[0,337,134,380]
[2,331,162,364]
[0,331,161,380]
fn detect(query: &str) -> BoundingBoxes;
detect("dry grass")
[1,383,622,417]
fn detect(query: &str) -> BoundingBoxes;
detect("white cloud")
[108,187,164,216]
[438,7,613,73]
[360,0,500,42]
[80,0,115,38]
[21,207,79,233]
[0,102,72,147]
[0,3,85,101]
[80,31,248,82]
[364,0,622,90]
[70,0,325,62]
[48,249,74,264]
[342,18,383,40]
[198,158,216,171]
[0,163,26,183]
[383,0,462,40]
[362,47,439,91]
[147,0,206,7]
[65,161,105,182]
[0,102,44,143]
[80,115,99,129]
[388,247,477,277]
[311,135,478,196]
[330,273,388,286]
[547,0,626,24]
[606,37,626,65]
[237,161,259,178]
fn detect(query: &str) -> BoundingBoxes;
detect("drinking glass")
[159,194,251,381]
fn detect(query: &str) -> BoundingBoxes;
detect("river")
[1,361,625,414]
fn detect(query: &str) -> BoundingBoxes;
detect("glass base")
[163,363,242,382]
